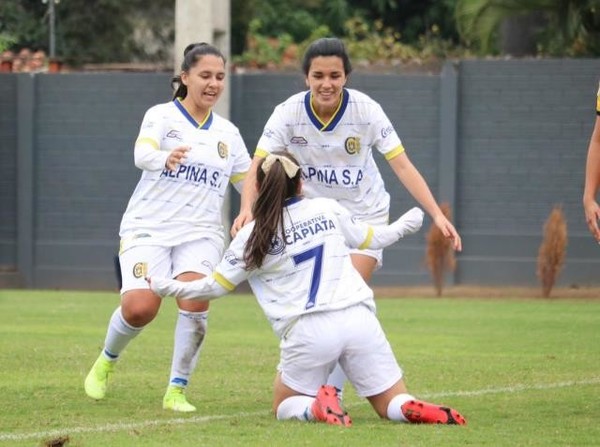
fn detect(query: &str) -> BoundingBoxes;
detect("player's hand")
[231,210,253,237]
[165,146,190,171]
[584,199,600,242]
[433,214,462,252]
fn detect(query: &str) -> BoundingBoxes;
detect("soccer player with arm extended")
[583,81,600,242]
[149,152,467,427]
[231,37,462,395]
[84,43,251,412]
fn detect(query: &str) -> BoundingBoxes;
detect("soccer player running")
[84,43,251,412]
[583,80,600,242]
[148,152,466,426]
[231,37,462,396]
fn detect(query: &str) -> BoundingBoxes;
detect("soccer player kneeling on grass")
[148,152,467,427]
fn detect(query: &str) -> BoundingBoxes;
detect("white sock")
[169,310,208,387]
[103,306,143,360]
[387,393,415,422]
[326,363,347,400]
[276,396,316,421]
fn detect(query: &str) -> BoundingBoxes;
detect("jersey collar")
[284,196,303,207]
[304,88,349,132]
[174,98,214,129]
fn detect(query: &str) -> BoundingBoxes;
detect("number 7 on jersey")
[291,244,324,310]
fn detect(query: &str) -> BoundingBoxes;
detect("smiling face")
[305,55,347,119]
[180,54,225,118]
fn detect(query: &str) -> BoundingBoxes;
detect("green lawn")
[0,290,598,446]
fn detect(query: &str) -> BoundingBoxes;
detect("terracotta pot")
[48,58,63,73]
[0,60,13,72]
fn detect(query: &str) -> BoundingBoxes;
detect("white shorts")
[278,304,403,397]
[119,238,223,294]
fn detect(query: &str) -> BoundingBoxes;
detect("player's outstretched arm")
[338,204,424,250]
[146,274,230,300]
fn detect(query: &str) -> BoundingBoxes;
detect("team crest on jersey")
[132,262,148,279]
[345,137,361,155]
[290,136,308,145]
[217,141,228,158]
[267,236,285,255]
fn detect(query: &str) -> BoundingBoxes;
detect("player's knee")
[122,307,157,326]
[121,296,160,326]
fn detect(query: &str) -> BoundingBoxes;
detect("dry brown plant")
[537,205,568,298]
[425,203,456,296]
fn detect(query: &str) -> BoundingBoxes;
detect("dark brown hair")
[243,152,301,270]
[171,42,226,100]
[301,37,352,76]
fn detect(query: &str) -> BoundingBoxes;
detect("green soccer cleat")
[163,385,197,412]
[84,353,115,400]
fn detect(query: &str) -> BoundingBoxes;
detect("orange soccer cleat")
[311,385,352,427]
[401,399,467,425]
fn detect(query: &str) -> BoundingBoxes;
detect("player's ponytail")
[244,152,301,270]
[171,42,226,100]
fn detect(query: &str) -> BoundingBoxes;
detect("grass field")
[0,289,599,446]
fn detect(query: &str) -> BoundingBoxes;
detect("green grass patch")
[0,290,598,446]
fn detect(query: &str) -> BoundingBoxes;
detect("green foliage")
[235,15,471,70]
[232,19,296,68]
[455,0,600,56]
[0,0,47,51]
[232,0,472,69]
[344,17,419,63]
[349,0,461,44]
[231,0,258,55]
[0,33,17,54]
[0,0,174,66]
[233,0,350,44]
[4,0,598,68]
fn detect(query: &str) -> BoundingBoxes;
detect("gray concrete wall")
[1,59,599,290]
[0,75,18,270]
[456,60,599,286]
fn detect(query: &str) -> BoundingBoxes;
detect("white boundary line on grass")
[1,378,599,442]
[419,377,600,399]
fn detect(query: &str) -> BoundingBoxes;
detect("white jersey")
[150,199,424,338]
[119,100,251,251]
[255,88,405,221]
[217,197,377,337]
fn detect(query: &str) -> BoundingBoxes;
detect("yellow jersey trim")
[384,145,405,161]
[214,272,235,291]
[358,226,374,250]
[136,137,159,150]
[254,148,269,158]
[230,172,247,184]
